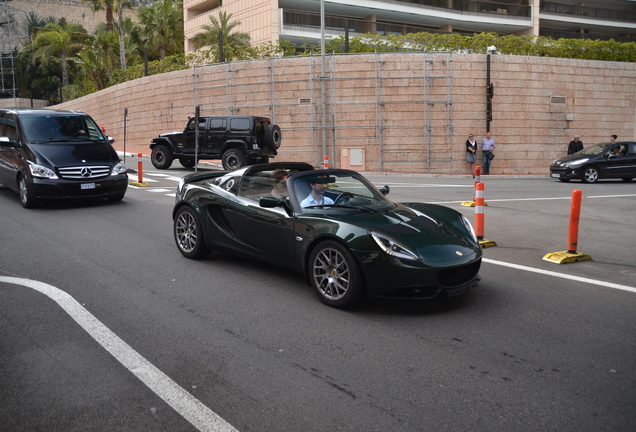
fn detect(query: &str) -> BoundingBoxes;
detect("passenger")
[300,177,334,208]
[271,169,289,198]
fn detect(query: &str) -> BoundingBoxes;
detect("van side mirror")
[0,136,17,147]
[379,185,390,195]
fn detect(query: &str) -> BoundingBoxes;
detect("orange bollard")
[567,189,583,253]
[137,153,143,183]
[323,155,329,169]
[542,189,590,263]
[474,182,484,239]
[475,165,481,185]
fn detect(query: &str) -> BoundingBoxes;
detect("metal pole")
[320,0,327,168]
[195,105,200,173]
[486,52,491,133]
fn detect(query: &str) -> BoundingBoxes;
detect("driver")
[60,118,85,137]
[300,177,334,208]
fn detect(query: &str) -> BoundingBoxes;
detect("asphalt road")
[1,164,635,432]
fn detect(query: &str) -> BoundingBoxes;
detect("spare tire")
[264,124,282,150]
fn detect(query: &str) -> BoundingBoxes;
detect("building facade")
[184,0,636,54]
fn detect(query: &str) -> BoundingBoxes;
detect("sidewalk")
[110,140,546,179]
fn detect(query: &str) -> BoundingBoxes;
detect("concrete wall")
[52,53,636,175]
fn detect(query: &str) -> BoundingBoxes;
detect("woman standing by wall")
[466,133,477,177]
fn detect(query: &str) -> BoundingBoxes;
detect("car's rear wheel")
[18,175,39,208]
[174,206,210,259]
[222,149,247,170]
[309,240,363,308]
[581,166,599,183]
[264,124,282,150]
[151,145,174,169]
[179,157,195,168]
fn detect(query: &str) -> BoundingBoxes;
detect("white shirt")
[300,194,334,208]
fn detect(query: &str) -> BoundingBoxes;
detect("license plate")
[81,183,96,190]
[550,173,560,178]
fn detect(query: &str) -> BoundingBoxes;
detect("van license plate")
[81,183,96,190]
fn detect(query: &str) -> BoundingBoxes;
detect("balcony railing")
[540,28,633,42]
[541,1,636,23]
[282,10,463,38]
[394,0,531,19]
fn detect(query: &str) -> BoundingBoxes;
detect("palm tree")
[83,0,115,32]
[191,11,251,62]
[32,22,91,87]
[137,0,184,61]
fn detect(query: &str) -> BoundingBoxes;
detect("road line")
[0,276,238,432]
[483,258,636,294]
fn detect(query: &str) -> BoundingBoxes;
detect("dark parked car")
[550,141,636,183]
[172,162,482,308]
[150,115,281,171]
[0,108,127,208]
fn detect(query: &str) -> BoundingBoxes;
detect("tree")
[191,11,252,62]
[137,0,184,61]
[83,0,115,32]
[32,22,91,87]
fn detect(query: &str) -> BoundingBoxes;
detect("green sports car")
[173,162,482,308]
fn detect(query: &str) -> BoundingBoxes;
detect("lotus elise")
[173,162,481,308]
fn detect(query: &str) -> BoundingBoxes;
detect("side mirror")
[379,185,390,195]
[0,136,17,147]
[107,136,115,144]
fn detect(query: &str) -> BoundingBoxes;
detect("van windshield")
[21,115,106,143]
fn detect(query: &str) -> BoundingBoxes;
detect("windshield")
[21,114,106,143]
[578,143,613,156]
[293,171,394,213]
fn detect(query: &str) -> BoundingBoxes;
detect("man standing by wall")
[481,132,496,175]
[567,135,583,154]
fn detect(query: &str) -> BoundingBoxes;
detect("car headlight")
[563,158,588,167]
[462,215,478,242]
[112,161,126,175]
[29,162,58,179]
[370,231,419,261]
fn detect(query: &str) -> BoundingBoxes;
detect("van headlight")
[112,161,126,175]
[29,162,58,179]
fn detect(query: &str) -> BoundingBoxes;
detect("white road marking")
[483,258,636,294]
[0,276,238,432]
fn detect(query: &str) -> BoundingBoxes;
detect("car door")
[0,113,21,188]
[617,143,636,179]
[202,117,226,157]
[604,143,635,178]
[183,117,207,155]
[221,175,296,262]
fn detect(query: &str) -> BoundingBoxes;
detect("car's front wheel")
[309,240,363,308]
[18,175,39,208]
[222,149,247,170]
[581,166,599,183]
[151,145,174,169]
[174,206,210,259]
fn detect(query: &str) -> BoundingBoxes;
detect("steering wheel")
[334,191,353,205]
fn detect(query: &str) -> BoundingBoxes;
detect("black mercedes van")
[0,108,127,208]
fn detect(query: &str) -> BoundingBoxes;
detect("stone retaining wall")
[52,53,636,175]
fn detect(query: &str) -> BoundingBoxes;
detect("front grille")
[58,165,110,179]
[436,260,481,287]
